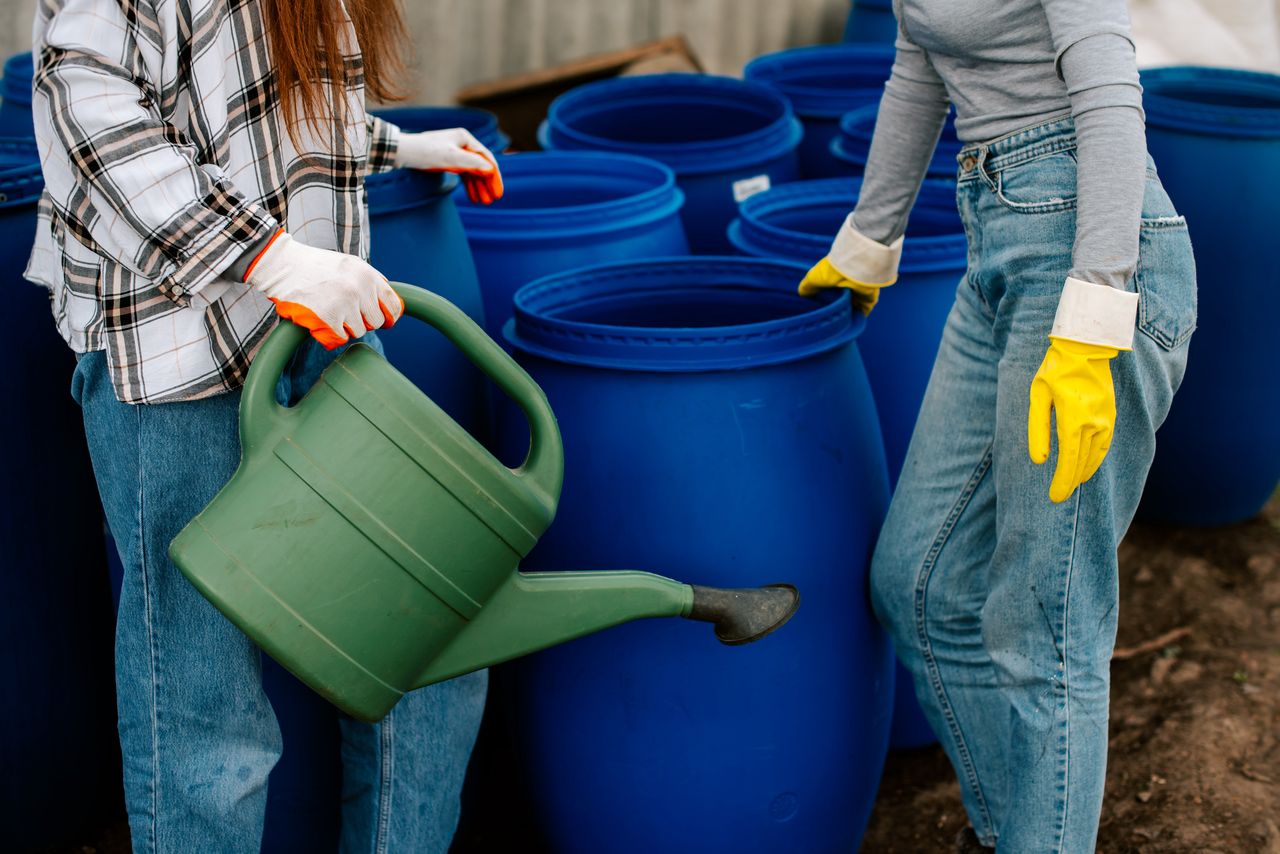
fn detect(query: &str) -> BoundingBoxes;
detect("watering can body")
[171,285,795,722]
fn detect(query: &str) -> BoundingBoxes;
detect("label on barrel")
[732,174,771,202]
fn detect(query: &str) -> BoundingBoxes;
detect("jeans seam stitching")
[914,445,996,836]
[375,710,395,854]
[1056,489,1083,854]
[136,404,161,854]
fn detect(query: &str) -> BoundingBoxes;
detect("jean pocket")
[1133,216,1197,350]
[993,150,1078,213]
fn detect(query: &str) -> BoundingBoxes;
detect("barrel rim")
[743,44,895,118]
[542,74,803,175]
[1142,66,1280,139]
[507,256,863,372]
[454,151,685,240]
[832,104,964,174]
[729,178,967,273]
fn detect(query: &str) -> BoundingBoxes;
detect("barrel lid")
[507,256,862,372]
[542,74,803,176]
[728,178,966,274]
[2,52,33,107]
[744,44,894,118]
[1142,66,1280,139]
[454,151,683,240]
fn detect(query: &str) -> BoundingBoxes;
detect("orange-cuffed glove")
[244,230,404,350]
[396,128,504,205]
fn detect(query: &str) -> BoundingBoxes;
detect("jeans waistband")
[957,115,1076,179]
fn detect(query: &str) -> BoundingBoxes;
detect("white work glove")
[246,231,404,350]
[395,128,504,205]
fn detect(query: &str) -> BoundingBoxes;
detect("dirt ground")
[861,495,1280,854]
[35,498,1279,854]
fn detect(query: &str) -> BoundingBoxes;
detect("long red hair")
[265,0,409,141]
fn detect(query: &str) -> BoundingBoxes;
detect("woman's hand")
[798,257,888,315]
[1029,277,1140,502]
[395,128,504,205]
[245,231,404,349]
[1028,337,1120,503]
[798,220,901,315]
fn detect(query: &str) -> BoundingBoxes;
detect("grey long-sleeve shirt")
[850,0,1147,290]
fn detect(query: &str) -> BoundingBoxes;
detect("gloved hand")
[245,230,404,350]
[396,128,504,205]
[1028,277,1139,503]
[1028,337,1120,503]
[798,257,891,315]
[797,218,902,315]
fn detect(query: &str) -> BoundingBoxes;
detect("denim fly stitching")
[914,445,997,838]
[135,404,161,854]
[375,708,395,854]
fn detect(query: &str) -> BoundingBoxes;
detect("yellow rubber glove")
[1028,337,1121,503]
[797,257,891,316]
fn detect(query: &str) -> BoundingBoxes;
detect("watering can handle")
[239,282,564,505]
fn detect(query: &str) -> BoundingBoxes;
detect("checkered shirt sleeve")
[24,0,384,404]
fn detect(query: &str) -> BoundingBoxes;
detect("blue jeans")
[72,334,487,854]
[871,119,1195,853]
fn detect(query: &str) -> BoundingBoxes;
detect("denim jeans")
[72,334,488,854]
[871,118,1195,854]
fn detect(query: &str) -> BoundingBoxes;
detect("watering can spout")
[414,572,800,688]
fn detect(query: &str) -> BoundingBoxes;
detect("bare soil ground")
[862,495,1280,854]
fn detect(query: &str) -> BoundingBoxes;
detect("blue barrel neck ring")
[2,52,33,107]
[543,75,803,176]
[365,168,458,217]
[455,152,684,240]
[0,138,43,207]
[831,104,963,178]
[744,44,895,119]
[728,178,967,274]
[371,105,510,153]
[508,256,862,372]
[1142,66,1280,139]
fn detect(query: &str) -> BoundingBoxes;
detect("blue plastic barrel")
[844,0,898,44]
[0,139,119,849]
[366,168,487,432]
[539,74,802,253]
[831,104,963,179]
[454,151,688,339]
[0,52,33,137]
[372,105,510,154]
[499,257,893,853]
[728,177,965,484]
[744,45,894,178]
[1138,67,1280,525]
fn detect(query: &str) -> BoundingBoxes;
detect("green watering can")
[170,283,799,722]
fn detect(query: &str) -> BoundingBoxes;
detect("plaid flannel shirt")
[24,0,401,404]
